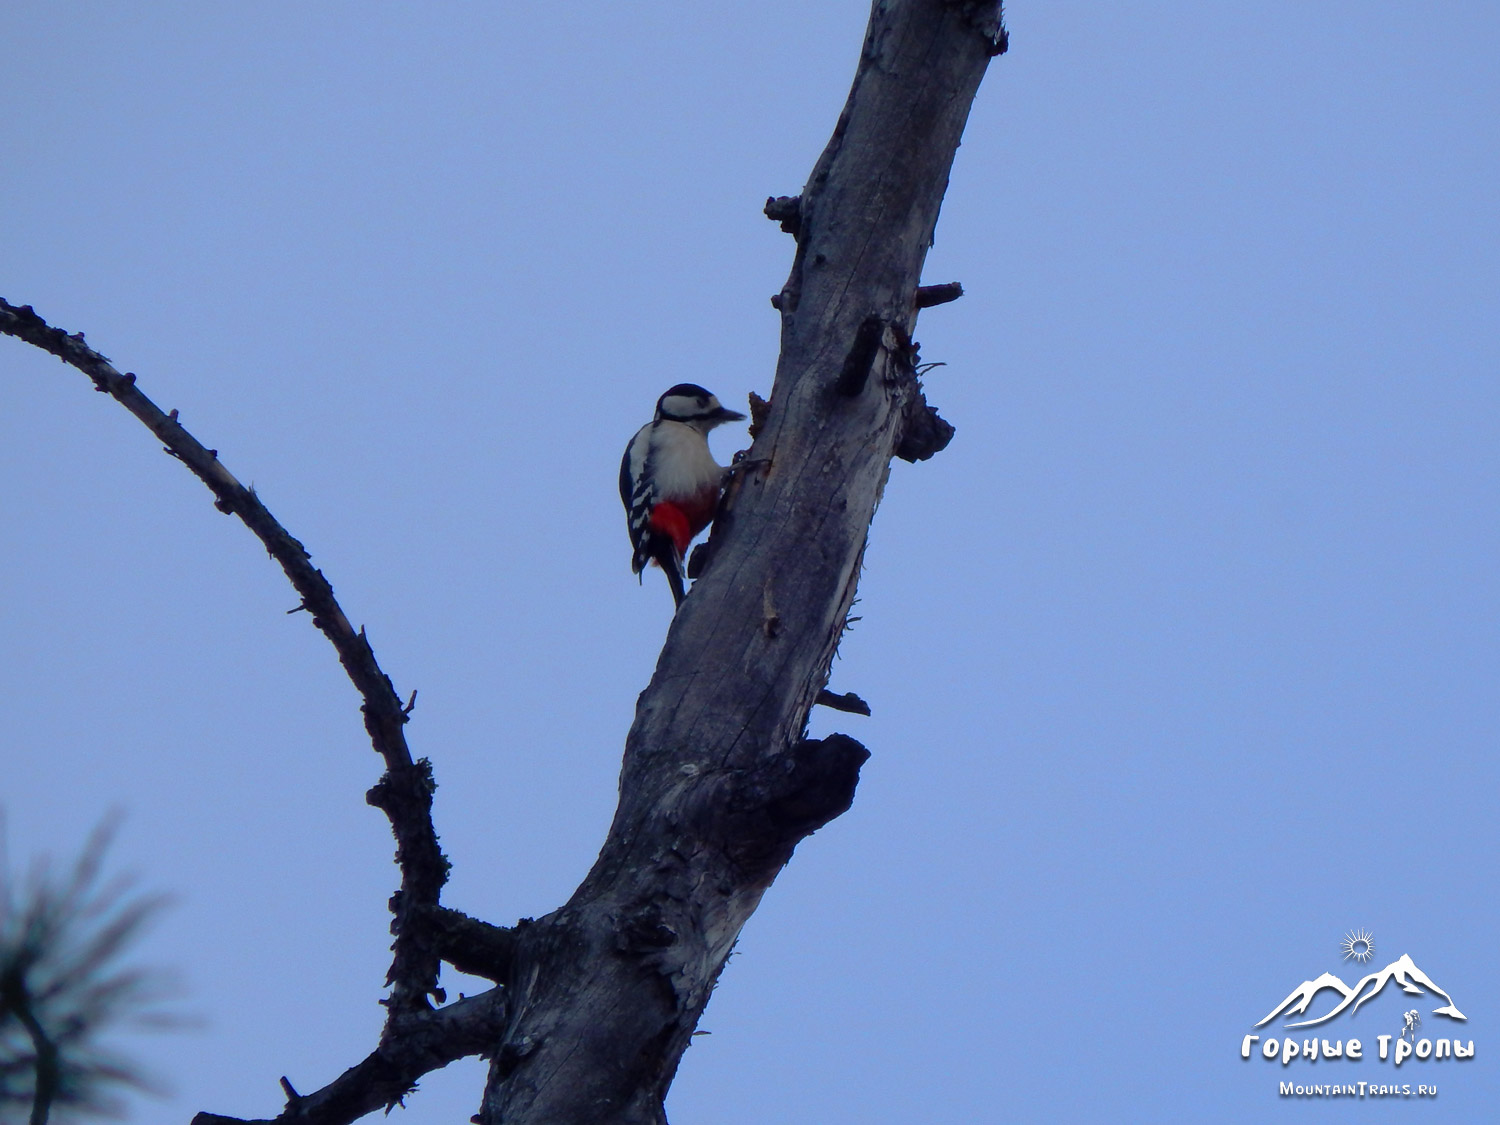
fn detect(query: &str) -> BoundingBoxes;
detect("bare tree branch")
[418,907,517,983]
[474,3,1004,1122]
[187,990,506,1125]
[914,281,964,308]
[4,1,1002,1120]
[814,688,872,715]
[0,299,447,1022]
[0,301,469,1123]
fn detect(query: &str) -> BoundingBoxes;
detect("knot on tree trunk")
[836,315,887,398]
[896,390,956,461]
[694,735,870,879]
[763,194,802,237]
[616,901,680,954]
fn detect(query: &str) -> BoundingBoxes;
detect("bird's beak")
[713,406,747,423]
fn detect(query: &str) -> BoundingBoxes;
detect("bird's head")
[654,384,746,432]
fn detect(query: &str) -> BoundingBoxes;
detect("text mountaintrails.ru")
[1278,1082,1439,1099]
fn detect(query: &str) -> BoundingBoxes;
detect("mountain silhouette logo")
[1257,953,1467,1030]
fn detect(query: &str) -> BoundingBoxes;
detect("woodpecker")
[620,383,746,608]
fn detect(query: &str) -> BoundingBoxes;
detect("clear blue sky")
[3,3,1497,1121]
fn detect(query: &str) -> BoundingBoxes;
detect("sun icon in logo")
[1341,928,1375,963]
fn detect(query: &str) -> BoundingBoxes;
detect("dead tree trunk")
[479,4,1004,1122]
[2,2,1003,1122]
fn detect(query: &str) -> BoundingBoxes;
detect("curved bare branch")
[187,990,506,1125]
[0,299,451,1086]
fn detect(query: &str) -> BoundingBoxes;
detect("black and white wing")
[620,421,660,576]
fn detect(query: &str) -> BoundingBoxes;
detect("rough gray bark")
[479,3,1004,1122]
[2,2,1003,1122]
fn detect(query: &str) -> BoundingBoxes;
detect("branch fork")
[2,1,1002,1118]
